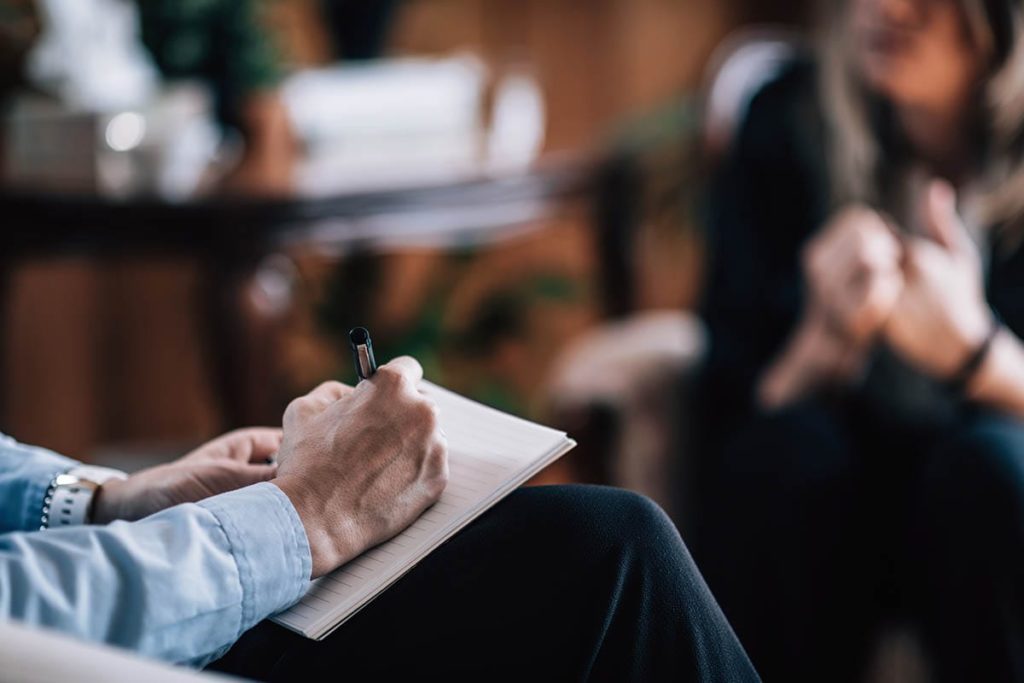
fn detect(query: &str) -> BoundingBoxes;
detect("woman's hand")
[92,428,282,523]
[758,308,871,409]
[803,205,905,345]
[883,181,992,378]
[758,205,903,409]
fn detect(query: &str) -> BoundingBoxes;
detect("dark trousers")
[210,485,759,682]
[696,402,1024,682]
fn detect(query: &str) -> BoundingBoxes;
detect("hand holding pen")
[274,328,448,577]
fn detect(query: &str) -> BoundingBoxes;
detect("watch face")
[54,474,100,491]
[54,473,81,487]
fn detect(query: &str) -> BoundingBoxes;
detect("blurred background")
[8,3,1019,681]
[0,0,807,495]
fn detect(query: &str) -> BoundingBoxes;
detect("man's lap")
[210,484,756,682]
[210,485,651,679]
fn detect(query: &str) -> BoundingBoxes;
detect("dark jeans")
[696,402,1024,682]
[210,485,759,682]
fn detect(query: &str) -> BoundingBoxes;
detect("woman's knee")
[928,415,1024,504]
[718,401,857,499]
[919,414,1024,542]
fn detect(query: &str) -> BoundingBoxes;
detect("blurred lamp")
[104,112,146,152]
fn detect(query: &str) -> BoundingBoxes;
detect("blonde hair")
[821,0,1024,242]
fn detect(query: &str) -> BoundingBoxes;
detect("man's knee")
[503,485,681,566]
[592,486,679,551]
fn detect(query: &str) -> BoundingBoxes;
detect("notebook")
[271,381,576,640]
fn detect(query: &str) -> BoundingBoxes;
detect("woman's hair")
[821,0,1024,241]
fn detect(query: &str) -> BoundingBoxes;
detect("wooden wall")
[388,0,738,151]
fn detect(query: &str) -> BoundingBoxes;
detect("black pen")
[349,327,378,382]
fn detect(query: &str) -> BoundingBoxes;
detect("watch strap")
[41,466,127,529]
[42,474,96,528]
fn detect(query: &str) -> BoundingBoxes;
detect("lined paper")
[271,381,575,640]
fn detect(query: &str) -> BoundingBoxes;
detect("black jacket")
[697,59,1024,447]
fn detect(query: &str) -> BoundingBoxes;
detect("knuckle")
[284,397,309,419]
[434,470,450,497]
[375,365,401,384]
[429,459,449,497]
[420,436,447,470]
[316,380,345,396]
[416,400,440,430]
[382,363,410,381]
[377,366,412,393]
[430,437,449,465]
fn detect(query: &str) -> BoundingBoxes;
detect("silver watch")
[41,466,127,530]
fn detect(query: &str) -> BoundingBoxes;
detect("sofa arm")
[0,620,247,683]
[544,311,706,517]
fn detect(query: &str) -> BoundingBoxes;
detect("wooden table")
[0,160,597,429]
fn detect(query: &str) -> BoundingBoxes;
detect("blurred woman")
[696,0,1024,680]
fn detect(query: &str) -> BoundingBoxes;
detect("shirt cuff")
[1,436,79,532]
[198,482,312,633]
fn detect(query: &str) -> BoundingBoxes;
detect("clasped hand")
[801,180,991,383]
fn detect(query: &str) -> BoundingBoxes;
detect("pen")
[349,327,378,382]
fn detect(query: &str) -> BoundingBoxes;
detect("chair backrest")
[702,27,803,159]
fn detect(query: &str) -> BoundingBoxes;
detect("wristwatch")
[40,466,127,530]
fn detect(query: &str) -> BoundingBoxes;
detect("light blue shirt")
[0,435,312,667]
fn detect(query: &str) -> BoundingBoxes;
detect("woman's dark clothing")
[211,485,760,682]
[694,59,1024,682]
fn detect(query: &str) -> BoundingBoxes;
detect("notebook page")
[272,382,573,639]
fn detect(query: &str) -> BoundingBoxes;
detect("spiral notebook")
[271,381,576,640]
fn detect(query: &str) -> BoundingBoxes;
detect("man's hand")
[272,357,449,579]
[92,429,282,524]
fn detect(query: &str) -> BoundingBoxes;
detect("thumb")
[233,427,284,463]
[921,180,972,254]
[234,463,278,486]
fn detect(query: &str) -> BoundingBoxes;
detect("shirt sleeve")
[0,434,79,533]
[0,482,311,668]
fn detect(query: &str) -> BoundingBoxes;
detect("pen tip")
[349,327,370,345]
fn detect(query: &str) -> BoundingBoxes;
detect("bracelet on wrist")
[947,320,1001,395]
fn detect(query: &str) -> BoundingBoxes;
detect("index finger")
[305,380,355,407]
[202,427,283,463]
[234,427,284,463]
[375,355,424,386]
